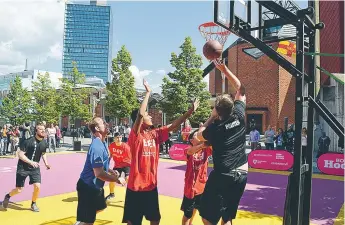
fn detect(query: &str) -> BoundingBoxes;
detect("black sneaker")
[31,203,39,212]
[105,193,115,201]
[2,194,10,209]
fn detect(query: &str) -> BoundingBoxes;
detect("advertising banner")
[317,153,344,176]
[248,150,294,171]
[168,143,189,161]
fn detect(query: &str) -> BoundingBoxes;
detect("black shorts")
[123,187,160,225]
[180,194,202,219]
[16,167,41,187]
[199,170,247,224]
[113,166,130,177]
[76,179,107,223]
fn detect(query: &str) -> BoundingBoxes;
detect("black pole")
[291,16,305,225]
[303,31,316,225]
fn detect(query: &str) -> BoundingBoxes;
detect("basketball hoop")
[198,22,231,47]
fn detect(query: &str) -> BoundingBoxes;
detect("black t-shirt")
[18,137,47,170]
[202,100,247,175]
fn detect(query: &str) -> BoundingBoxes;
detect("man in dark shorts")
[122,80,199,225]
[75,117,126,225]
[194,59,248,225]
[2,123,50,212]
[105,132,131,201]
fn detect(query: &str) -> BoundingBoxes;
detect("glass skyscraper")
[62,3,112,83]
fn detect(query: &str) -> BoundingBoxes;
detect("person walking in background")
[124,124,131,142]
[317,132,331,158]
[264,125,275,150]
[55,126,62,148]
[249,127,260,151]
[0,125,8,156]
[47,124,56,153]
[274,128,285,150]
[301,127,307,162]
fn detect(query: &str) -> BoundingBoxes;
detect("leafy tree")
[106,45,139,119]
[0,76,32,125]
[31,72,60,124]
[160,37,211,125]
[60,62,92,126]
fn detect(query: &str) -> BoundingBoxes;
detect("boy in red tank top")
[106,132,131,201]
[122,80,199,225]
[181,130,212,225]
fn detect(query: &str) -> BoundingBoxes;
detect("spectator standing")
[264,126,275,150]
[249,127,260,151]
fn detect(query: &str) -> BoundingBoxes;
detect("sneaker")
[2,194,10,209]
[105,193,115,201]
[31,203,39,212]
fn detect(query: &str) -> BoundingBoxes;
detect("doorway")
[246,114,263,134]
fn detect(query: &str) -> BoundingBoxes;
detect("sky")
[0,0,307,93]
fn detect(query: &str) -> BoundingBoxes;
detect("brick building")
[209,40,296,134]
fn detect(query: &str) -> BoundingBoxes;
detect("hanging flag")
[277,41,296,57]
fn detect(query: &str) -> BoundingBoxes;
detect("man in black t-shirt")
[2,123,50,212]
[194,59,247,225]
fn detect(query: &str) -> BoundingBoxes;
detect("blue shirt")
[80,137,110,189]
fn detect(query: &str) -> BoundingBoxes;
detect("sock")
[5,193,10,199]
[110,193,114,195]
[31,201,36,205]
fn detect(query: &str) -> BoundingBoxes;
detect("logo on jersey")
[142,139,157,157]
[225,120,240,130]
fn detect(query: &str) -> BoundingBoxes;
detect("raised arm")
[132,80,151,135]
[167,98,200,132]
[214,59,241,92]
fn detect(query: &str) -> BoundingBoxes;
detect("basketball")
[203,40,223,60]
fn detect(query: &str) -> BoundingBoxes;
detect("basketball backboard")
[215,0,253,29]
[214,0,301,40]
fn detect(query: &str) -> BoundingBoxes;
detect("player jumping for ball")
[194,59,247,225]
[2,123,50,212]
[105,132,131,201]
[122,79,199,225]
[181,130,212,225]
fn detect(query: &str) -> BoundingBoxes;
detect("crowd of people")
[0,122,63,156]
[249,123,333,159]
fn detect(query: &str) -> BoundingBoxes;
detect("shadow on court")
[39,216,112,225]
[0,201,32,211]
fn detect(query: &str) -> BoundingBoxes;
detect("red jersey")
[127,126,169,191]
[184,147,212,199]
[109,142,131,168]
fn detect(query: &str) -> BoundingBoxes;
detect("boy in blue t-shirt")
[76,117,126,225]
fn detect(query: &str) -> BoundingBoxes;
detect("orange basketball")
[203,40,223,60]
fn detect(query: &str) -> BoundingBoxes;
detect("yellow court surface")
[0,185,298,225]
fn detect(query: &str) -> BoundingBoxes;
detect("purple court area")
[0,153,343,225]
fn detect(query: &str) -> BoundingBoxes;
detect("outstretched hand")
[143,79,151,93]
[191,98,200,112]
[213,58,227,73]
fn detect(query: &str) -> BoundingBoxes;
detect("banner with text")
[248,150,294,171]
[317,153,344,176]
[168,143,189,161]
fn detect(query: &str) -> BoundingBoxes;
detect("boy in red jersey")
[181,130,212,225]
[105,132,131,201]
[122,80,199,225]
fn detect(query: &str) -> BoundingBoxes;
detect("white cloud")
[156,69,166,76]
[0,0,64,75]
[128,65,152,88]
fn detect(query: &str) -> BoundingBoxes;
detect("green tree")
[0,76,32,125]
[105,45,139,119]
[160,37,211,125]
[32,72,60,124]
[60,62,92,126]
